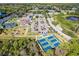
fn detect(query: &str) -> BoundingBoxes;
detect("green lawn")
[54,13,79,37]
[46,49,54,55]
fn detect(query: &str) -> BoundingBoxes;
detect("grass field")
[54,13,79,38]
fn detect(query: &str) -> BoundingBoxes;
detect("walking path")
[46,15,71,42]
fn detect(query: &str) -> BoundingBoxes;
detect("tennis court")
[37,34,61,52]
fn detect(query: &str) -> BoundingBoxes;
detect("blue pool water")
[66,16,79,21]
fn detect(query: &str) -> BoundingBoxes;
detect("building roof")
[0,13,17,24]
[3,22,17,29]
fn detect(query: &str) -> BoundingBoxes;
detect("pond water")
[66,16,79,21]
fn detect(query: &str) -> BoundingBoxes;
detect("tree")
[59,38,79,56]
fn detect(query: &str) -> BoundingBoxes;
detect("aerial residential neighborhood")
[0,4,79,56]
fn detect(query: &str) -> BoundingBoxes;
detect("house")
[48,10,55,15]
[60,10,67,14]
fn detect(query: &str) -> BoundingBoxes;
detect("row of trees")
[1,4,79,14]
[0,4,32,17]
[0,37,37,56]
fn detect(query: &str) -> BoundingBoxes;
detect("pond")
[66,16,79,21]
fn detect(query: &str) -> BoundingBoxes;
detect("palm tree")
[75,25,79,33]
